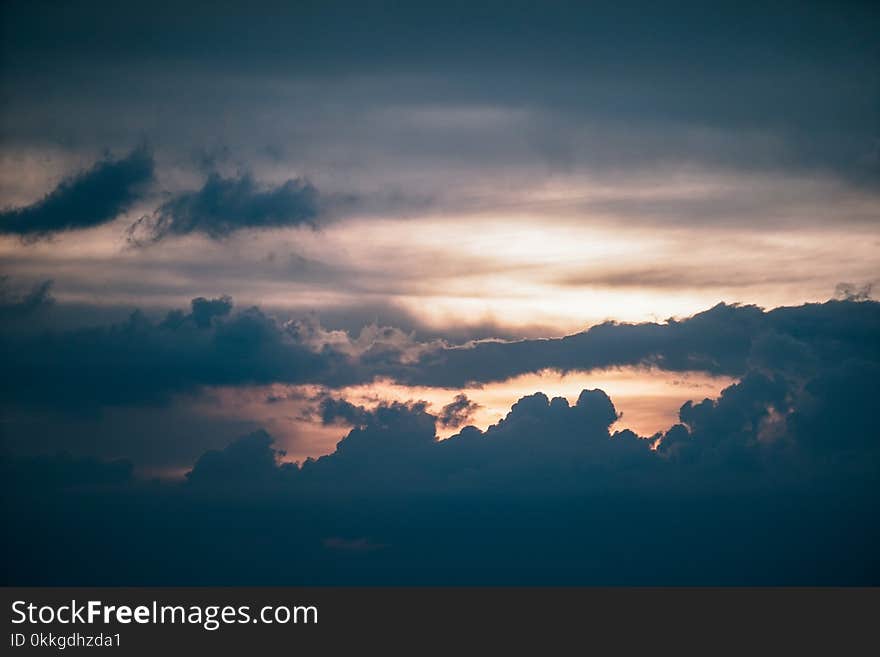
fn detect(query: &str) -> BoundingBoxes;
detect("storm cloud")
[2,294,878,411]
[0,295,341,409]
[0,149,154,238]
[128,173,319,242]
[4,339,878,584]
[402,299,880,387]
[186,429,296,490]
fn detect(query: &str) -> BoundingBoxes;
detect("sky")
[1,0,879,584]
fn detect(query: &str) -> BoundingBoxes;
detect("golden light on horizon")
[177,367,737,471]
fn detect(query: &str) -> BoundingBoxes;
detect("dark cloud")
[438,393,480,428]
[3,296,879,414]
[319,397,371,427]
[0,296,343,409]
[158,295,234,330]
[186,429,296,490]
[127,173,318,242]
[5,350,878,584]
[3,288,879,585]
[168,389,635,496]
[655,372,790,470]
[189,295,233,328]
[789,359,878,454]
[0,149,154,239]
[402,300,880,387]
[335,401,435,449]
[288,356,874,498]
[419,389,658,494]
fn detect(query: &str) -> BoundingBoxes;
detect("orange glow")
[188,367,736,465]
[333,367,735,439]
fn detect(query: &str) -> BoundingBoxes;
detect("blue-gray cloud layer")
[2,1,877,187]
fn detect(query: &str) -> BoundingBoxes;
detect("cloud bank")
[3,352,877,584]
[2,294,878,411]
[2,292,878,584]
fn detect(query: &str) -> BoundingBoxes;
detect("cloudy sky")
[1,1,879,584]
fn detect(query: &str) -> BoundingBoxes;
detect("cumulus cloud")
[306,400,439,489]
[0,296,340,408]
[331,400,436,456]
[127,173,318,243]
[152,297,878,499]
[0,292,452,412]
[288,360,875,497]
[655,372,791,469]
[186,429,296,490]
[3,296,879,414]
[188,295,234,328]
[318,397,371,426]
[0,149,154,239]
[4,345,879,583]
